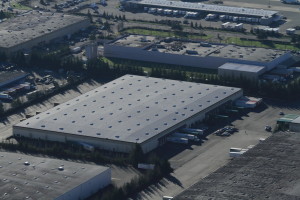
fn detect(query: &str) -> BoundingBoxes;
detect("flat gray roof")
[0,71,29,88]
[0,11,88,48]
[0,151,109,200]
[148,40,286,62]
[132,0,278,17]
[218,63,265,73]
[15,75,242,144]
[111,35,159,48]
[174,132,300,200]
[291,116,300,124]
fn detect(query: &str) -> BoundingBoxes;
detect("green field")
[11,2,32,10]
[122,28,213,40]
[225,37,300,50]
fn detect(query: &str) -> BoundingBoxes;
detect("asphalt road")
[130,99,300,200]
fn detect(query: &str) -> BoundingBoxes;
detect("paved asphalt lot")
[130,99,300,200]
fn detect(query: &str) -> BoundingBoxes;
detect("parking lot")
[130,99,300,200]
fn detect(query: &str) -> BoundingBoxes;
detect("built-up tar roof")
[0,11,88,48]
[132,0,278,17]
[149,39,286,63]
[0,151,109,200]
[111,35,159,48]
[218,63,265,73]
[15,75,242,144]
[174,132,300,200]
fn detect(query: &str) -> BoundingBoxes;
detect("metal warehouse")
[0,11,90,54]
[104,35,291,71]
[277,114,300,132]
[13,75,242,153]
[0,71,29,89]
[218,63,266,81]
[124,0,280,24]
[0,152,111,200]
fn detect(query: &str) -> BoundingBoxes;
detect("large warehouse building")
[0,152,111,200]
[0,11,90,54]
[13,75,243,153]
[104,35,292,76]
[124,0,281,25]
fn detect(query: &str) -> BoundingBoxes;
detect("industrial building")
[13,75,243,153]
[218,63,266,81]
[277,114,300,132]
[0,152,111,200]
[0,71,29,89]
[0,11,90,54]
[124,0,281,25]
[104,35,292,75]
[174,131,300,200]
[85,43,98,60]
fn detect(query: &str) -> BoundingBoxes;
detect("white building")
[85,43,98,60]
[13,75,243,153]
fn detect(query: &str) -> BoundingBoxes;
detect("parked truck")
[167,137,188,144]
[0,93,13,100]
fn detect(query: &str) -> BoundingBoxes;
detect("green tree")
[129,144,144,166]
[0,103,4,115]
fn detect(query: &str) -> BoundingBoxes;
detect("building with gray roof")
[104,35,292,73]
[0,11,89,54]
[13,75,243,153]
[218,63,266,81]
[0,71,29,89]
[0,151,111,200]
[174,131,300,200]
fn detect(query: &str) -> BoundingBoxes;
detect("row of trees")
[91,58,300,100]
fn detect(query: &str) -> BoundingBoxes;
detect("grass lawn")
[225,37,300,50]
[122,28,212,40]
[11,2,32,10]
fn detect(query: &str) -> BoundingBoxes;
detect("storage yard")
[124,0,281,25]
[0,151,111,200]
[174,131,300,200]
[13,75,243,153]
[0,10,90,54]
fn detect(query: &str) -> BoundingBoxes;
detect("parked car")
[265,125,272,132]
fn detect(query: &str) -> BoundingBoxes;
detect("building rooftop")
[0,151,109,200]
[111,35,159,48]
[278,114,300,123]
[0,71,29,88]
[291,116,300,124]
[15,75,242,144]
[0,11,88,48]
[147,39,285,62]
[218,63,265,73]
[175,132,300,200]
[132,0,278,17]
